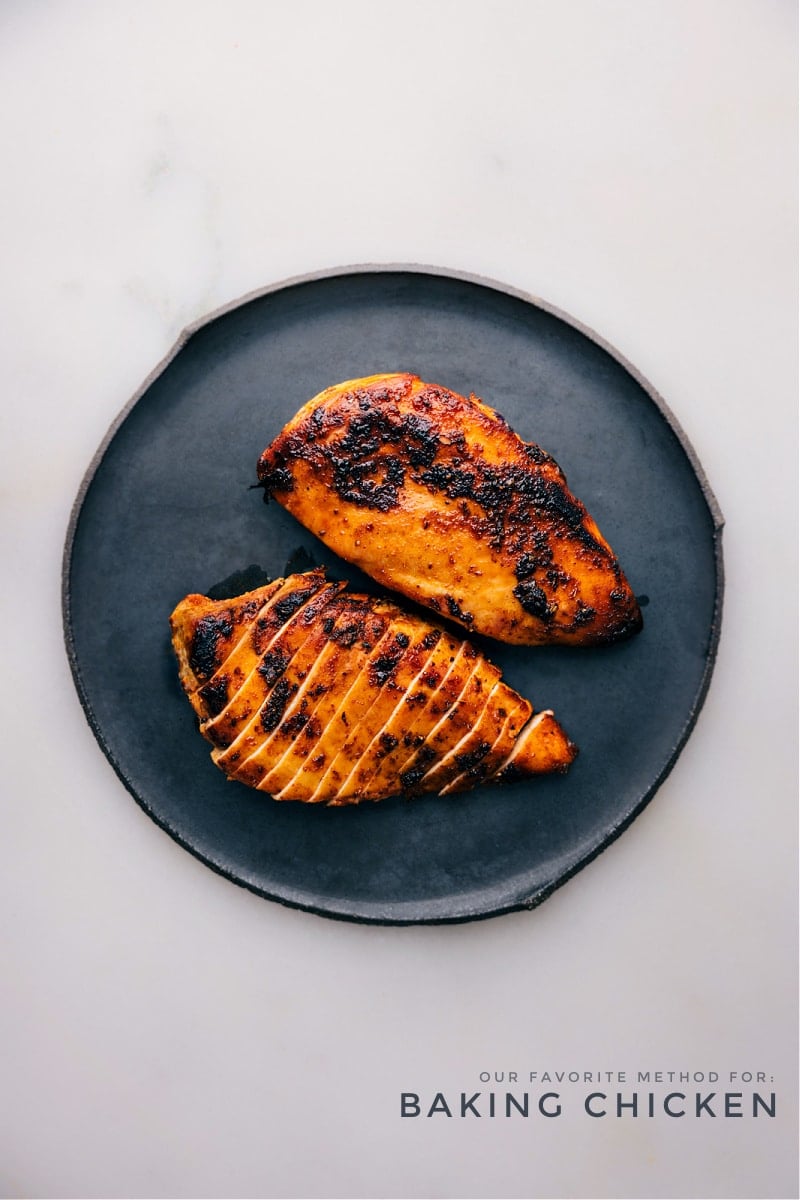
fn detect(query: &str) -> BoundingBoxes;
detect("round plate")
[63,266,723,924]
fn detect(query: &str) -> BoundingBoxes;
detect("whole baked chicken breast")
[257,374,642,646]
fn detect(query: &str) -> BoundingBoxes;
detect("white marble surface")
[1,2,796,1198]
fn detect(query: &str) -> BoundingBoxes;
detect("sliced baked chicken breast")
[257,373,642,645]
[170,570,576,805]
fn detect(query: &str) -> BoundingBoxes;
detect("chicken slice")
[342,628,465,802]
[395,655,496,787]
[170,571,576,804]
[209,586,359,781]
[382,640,473,770]
[389,644,482,792]
[238,599,390,794]
[495,710,578,778]
[419,679,523,794]
[258,373,642,645]
[306,620,439,804]
[188,573,331,729]
[271,626,402,797]
[440,693,532,795]
[203,580,343,751]
[170,578,284,714]
[273,625,438,801]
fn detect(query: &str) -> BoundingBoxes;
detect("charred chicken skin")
[257,374,642,646]
[170,570,576,806]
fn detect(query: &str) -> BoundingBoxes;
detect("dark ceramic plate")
[63,267,723,924]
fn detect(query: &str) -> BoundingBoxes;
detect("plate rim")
[62,262,725,925]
